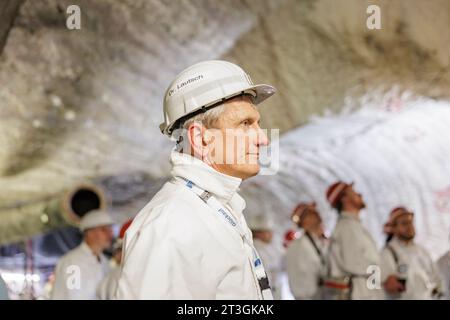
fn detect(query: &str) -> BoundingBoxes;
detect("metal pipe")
[0,183,107,246]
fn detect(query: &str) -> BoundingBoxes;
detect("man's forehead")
[397,213,414,220]
[343,185,354,193]
[222,97,259,119]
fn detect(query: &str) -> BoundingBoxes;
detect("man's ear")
[187,122,210,159]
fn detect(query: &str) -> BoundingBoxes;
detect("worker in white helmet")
[248,215,284,299]
[380,207,443,300]
[116,60,276,299]
[324,181,383,300]
[51,210,114,300]
[286,202,328,300]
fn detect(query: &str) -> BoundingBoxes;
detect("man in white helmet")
[380,207,443,300]
[51,210,114,300]
[325,181,383,300]
[286,202,328,300]
[116,60,276,299]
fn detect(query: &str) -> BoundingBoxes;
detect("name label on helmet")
[170,74,204,95]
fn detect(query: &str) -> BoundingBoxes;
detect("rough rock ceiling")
[0,0,449,244]
[225,0,450,130]
[0,0,281,204]
[0,0,24,53]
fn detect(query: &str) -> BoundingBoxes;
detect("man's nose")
[256,127,269,147]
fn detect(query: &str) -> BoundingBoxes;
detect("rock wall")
[0,0,449,243]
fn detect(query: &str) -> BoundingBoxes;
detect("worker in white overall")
[325,181,383,300]
[381,207,443,299]
[51,210,113,299]
[115,60,276,299]
[286,202,328,299]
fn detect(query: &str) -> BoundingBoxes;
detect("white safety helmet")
[160,60,276,137]
[78,209,114,232]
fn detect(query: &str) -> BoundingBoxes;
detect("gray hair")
[182,104,226,131]
[174,104,225,153]
[182,93,254,130]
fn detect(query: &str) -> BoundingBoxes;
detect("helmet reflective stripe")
[160,60,276,137]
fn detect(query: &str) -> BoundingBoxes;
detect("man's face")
[207,96,269,180]
[393,213,415,241]
[88,225,113,250]
[301,207,322,231]
[342,185,366,210]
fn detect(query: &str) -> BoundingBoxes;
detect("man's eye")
[242,120,250,126]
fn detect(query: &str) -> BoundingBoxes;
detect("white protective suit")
[328,212,383,299]
[286,232,328,299]
[97,266,121,300]
[437,251,450,299]
[380,237,443,300]
[115,150,271,299]
[51,242,110,300]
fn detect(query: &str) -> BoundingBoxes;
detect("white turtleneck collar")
[170,150,246,215]
[341,211,360,221]
[391,236,415,248]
